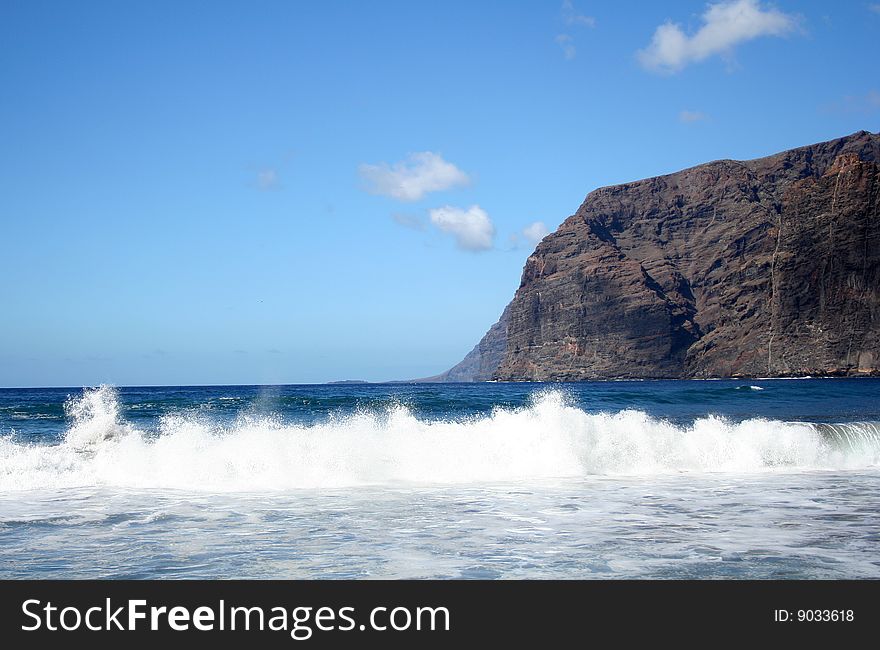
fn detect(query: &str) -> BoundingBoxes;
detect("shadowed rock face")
[443,131,880,381]
[417,306,510,382]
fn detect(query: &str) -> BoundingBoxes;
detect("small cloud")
[358,152,470,202]
[249,150,293,191]
[870,4,880,15]
[391,212,426,231]
[637,0,798,74]
[556,34,576,60]
[821,89,880,114]
[562,1,596,27]
[257,168,280,191]
[679,109,708,123]
[522,221,551,245]
[429,205,495,252]
[555,3,594,61]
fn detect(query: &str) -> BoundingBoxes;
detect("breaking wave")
[0,386,878,491]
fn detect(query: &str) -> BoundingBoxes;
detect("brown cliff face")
[444,131,880,381]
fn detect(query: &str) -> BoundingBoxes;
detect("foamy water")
[1,386,878,492]
[1,382,879,578]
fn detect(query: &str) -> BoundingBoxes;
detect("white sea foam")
[0,385,878,492]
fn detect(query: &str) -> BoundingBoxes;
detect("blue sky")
[1,0,878,387]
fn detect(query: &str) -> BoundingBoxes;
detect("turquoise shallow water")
[0,380,878,578]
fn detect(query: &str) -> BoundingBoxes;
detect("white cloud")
[870,4,880,15]
[257,168,280,190]
[523,221,550,245]
[637,0,797,74]
[679,109,708,123]
[562,1,596,28]
[556,34,576,60]
[359,152,470,202]
[429,205,495,252]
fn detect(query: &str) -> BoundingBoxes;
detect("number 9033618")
[774,609,854,622]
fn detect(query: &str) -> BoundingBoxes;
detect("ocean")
[1,380,879,579]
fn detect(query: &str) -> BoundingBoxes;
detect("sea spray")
[63,384,133,449]
[0,385,878,492]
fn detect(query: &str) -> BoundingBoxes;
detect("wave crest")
[0,385,878,491]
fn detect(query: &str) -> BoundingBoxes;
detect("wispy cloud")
[556,1,595,60]
[391,212,426,231]
[429,205,495,252]
[870,4,880,15]
[250,149,294,191]
[562,0,596,28]
[522,221,550,245]
[637,0,798,74]
[679,109,708,123]
[821,89,880,114]
[256,168,280,191]
[555,34,577,60]
[359,152,470,202]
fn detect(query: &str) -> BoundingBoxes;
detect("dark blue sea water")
[1,380,879,578]
[3,378,880,440]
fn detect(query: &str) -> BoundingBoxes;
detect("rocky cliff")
[442,130,880,380]
[419,306,510,382]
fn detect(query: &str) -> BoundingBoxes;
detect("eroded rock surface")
[443,131,880,380]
